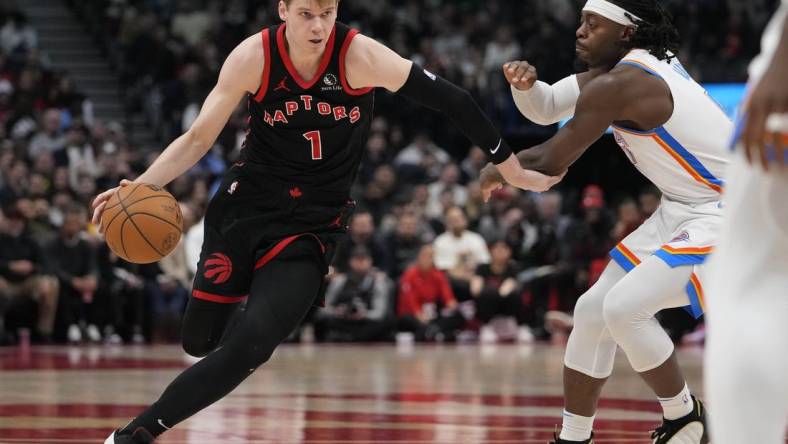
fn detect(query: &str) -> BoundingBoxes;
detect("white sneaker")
[479,325,498,343]
[104,430,118,443]
[517,326,535,343]
[67,324,82,343]
[86,324,102,342]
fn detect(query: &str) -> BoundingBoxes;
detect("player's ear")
[621,26,636,42]
[278,0,287,21]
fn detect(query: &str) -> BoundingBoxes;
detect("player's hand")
[488,156,566,199]
[91,179,132,233]
[504,60,538,91]
[479,163,504,202]
[742,61,788,170]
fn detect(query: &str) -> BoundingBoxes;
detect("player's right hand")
[91,179,132,233]
[503,60,538,91]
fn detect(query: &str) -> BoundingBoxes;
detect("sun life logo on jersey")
[321,73,342,91]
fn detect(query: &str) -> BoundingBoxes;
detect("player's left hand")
[742,61,788,170]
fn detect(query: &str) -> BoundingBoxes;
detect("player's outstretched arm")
[505,60,579,125]
[505,61,609,126]
[343,34,562,193]
[480,73,627,201]
[91,34,264,229]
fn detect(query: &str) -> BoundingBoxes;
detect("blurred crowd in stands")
[0,0,777,345]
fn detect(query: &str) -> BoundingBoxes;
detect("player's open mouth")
[309,39,323,44]
[575,43,587,53]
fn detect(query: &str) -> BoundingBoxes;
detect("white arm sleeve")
[511,75,580,126]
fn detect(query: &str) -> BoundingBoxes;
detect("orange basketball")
[101,183,183,264]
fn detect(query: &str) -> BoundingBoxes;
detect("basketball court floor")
[0,343,707,443]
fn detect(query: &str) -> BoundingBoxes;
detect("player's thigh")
[603,256,691,322]
[243,238,326,344]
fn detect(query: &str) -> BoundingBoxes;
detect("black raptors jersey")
[241,22,374,205]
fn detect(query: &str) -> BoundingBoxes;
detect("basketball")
[101,183,183,264]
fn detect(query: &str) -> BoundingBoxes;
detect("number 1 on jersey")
[303,131,323,160]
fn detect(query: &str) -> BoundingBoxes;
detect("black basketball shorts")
[191,165,355,304]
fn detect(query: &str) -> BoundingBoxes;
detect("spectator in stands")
[613,198,644,242]
[0,200,58,343]
[426,163,467,220]
[0,157,28,204]
[472,239,531,343]
[434,206,491,270]
[45,204,99,342]
[96,243,146,344]
[398,243,464,342]
[548,186,615,333]
[361,165,399,223]
[434,206,490,302]
[393,132,450,182]
[28,109,65,159]
[333,211,389,273]
[315,246,394,342]
[57,124,96,189]
[0,11,37,54]
[384,211,430,281]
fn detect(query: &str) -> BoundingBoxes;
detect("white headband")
[582,0,643,27]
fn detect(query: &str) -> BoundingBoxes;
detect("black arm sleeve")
[396,63,513,164]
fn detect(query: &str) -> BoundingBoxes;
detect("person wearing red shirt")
[397,243,463,341]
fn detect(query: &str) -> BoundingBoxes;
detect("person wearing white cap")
[704,1,788,444]
[480,0,734,442]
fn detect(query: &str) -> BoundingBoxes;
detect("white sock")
[658,384,693,420]
[559,409,594,441]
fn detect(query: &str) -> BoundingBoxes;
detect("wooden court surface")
[0,343,708,443]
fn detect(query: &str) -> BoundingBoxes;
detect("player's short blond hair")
[283,0,339,8]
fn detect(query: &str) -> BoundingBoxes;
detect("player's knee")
[601,288,640,334]
[572,290,606,334]
[181,332,218,358]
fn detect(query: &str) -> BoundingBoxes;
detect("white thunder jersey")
[611,49,732,203]
[607,49,733,318]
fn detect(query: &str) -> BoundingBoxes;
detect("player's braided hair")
[610,0,680,61]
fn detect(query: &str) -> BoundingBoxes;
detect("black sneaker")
[104,427,155,444]
[549,431,594,443]
[651,396,708,443]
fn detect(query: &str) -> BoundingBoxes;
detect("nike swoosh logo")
[490,139,502,154]
[158,419,171,430]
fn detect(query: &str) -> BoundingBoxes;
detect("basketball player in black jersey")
[93,1,562,442]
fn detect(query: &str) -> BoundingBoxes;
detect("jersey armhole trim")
[339,29,374,96]
[617,59,662,79]
[254,29,272,102]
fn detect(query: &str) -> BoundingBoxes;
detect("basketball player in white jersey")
[480,0,732,442]
[704,1,788,443]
